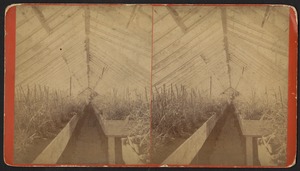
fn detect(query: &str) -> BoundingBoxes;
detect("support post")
[246,136,254,165]
[108,136,116,164]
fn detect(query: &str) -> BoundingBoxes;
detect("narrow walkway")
[57,104,108,164]
[191,104,246,165]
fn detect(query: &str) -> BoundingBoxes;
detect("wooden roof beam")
[31,6,52,34]
[126,5,138,28]
[261,6,271,27]
[85,7,91,88]
[61,54,85,89]
[166,6,187,33]
[220,7,232,88]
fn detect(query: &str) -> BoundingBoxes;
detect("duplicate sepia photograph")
[3,3,297,168]
[151,5,290,166]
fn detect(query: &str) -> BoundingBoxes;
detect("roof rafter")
[61,54,85,89]
[261,6,271,27]
[166,6,187,33]
[31,6,52,34]
[126,5,138,28]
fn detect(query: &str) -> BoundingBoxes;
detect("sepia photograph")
[14,4,151,164]
[151,5,290,166]
[4,3,296,168]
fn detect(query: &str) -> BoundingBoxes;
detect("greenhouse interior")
[13,5,290,166]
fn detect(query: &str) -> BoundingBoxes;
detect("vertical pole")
[210,76,212,98]
[246,136,254,165]
[108,136,116,164]
[70,76,72,96]
[265,87,268,105]
[279,86,283,108]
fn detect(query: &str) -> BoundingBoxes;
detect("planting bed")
[191,104,247,165]
[234,95,288,165]
[91,88,150,163]
[151,85,226,164]
[14,85,84,163]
